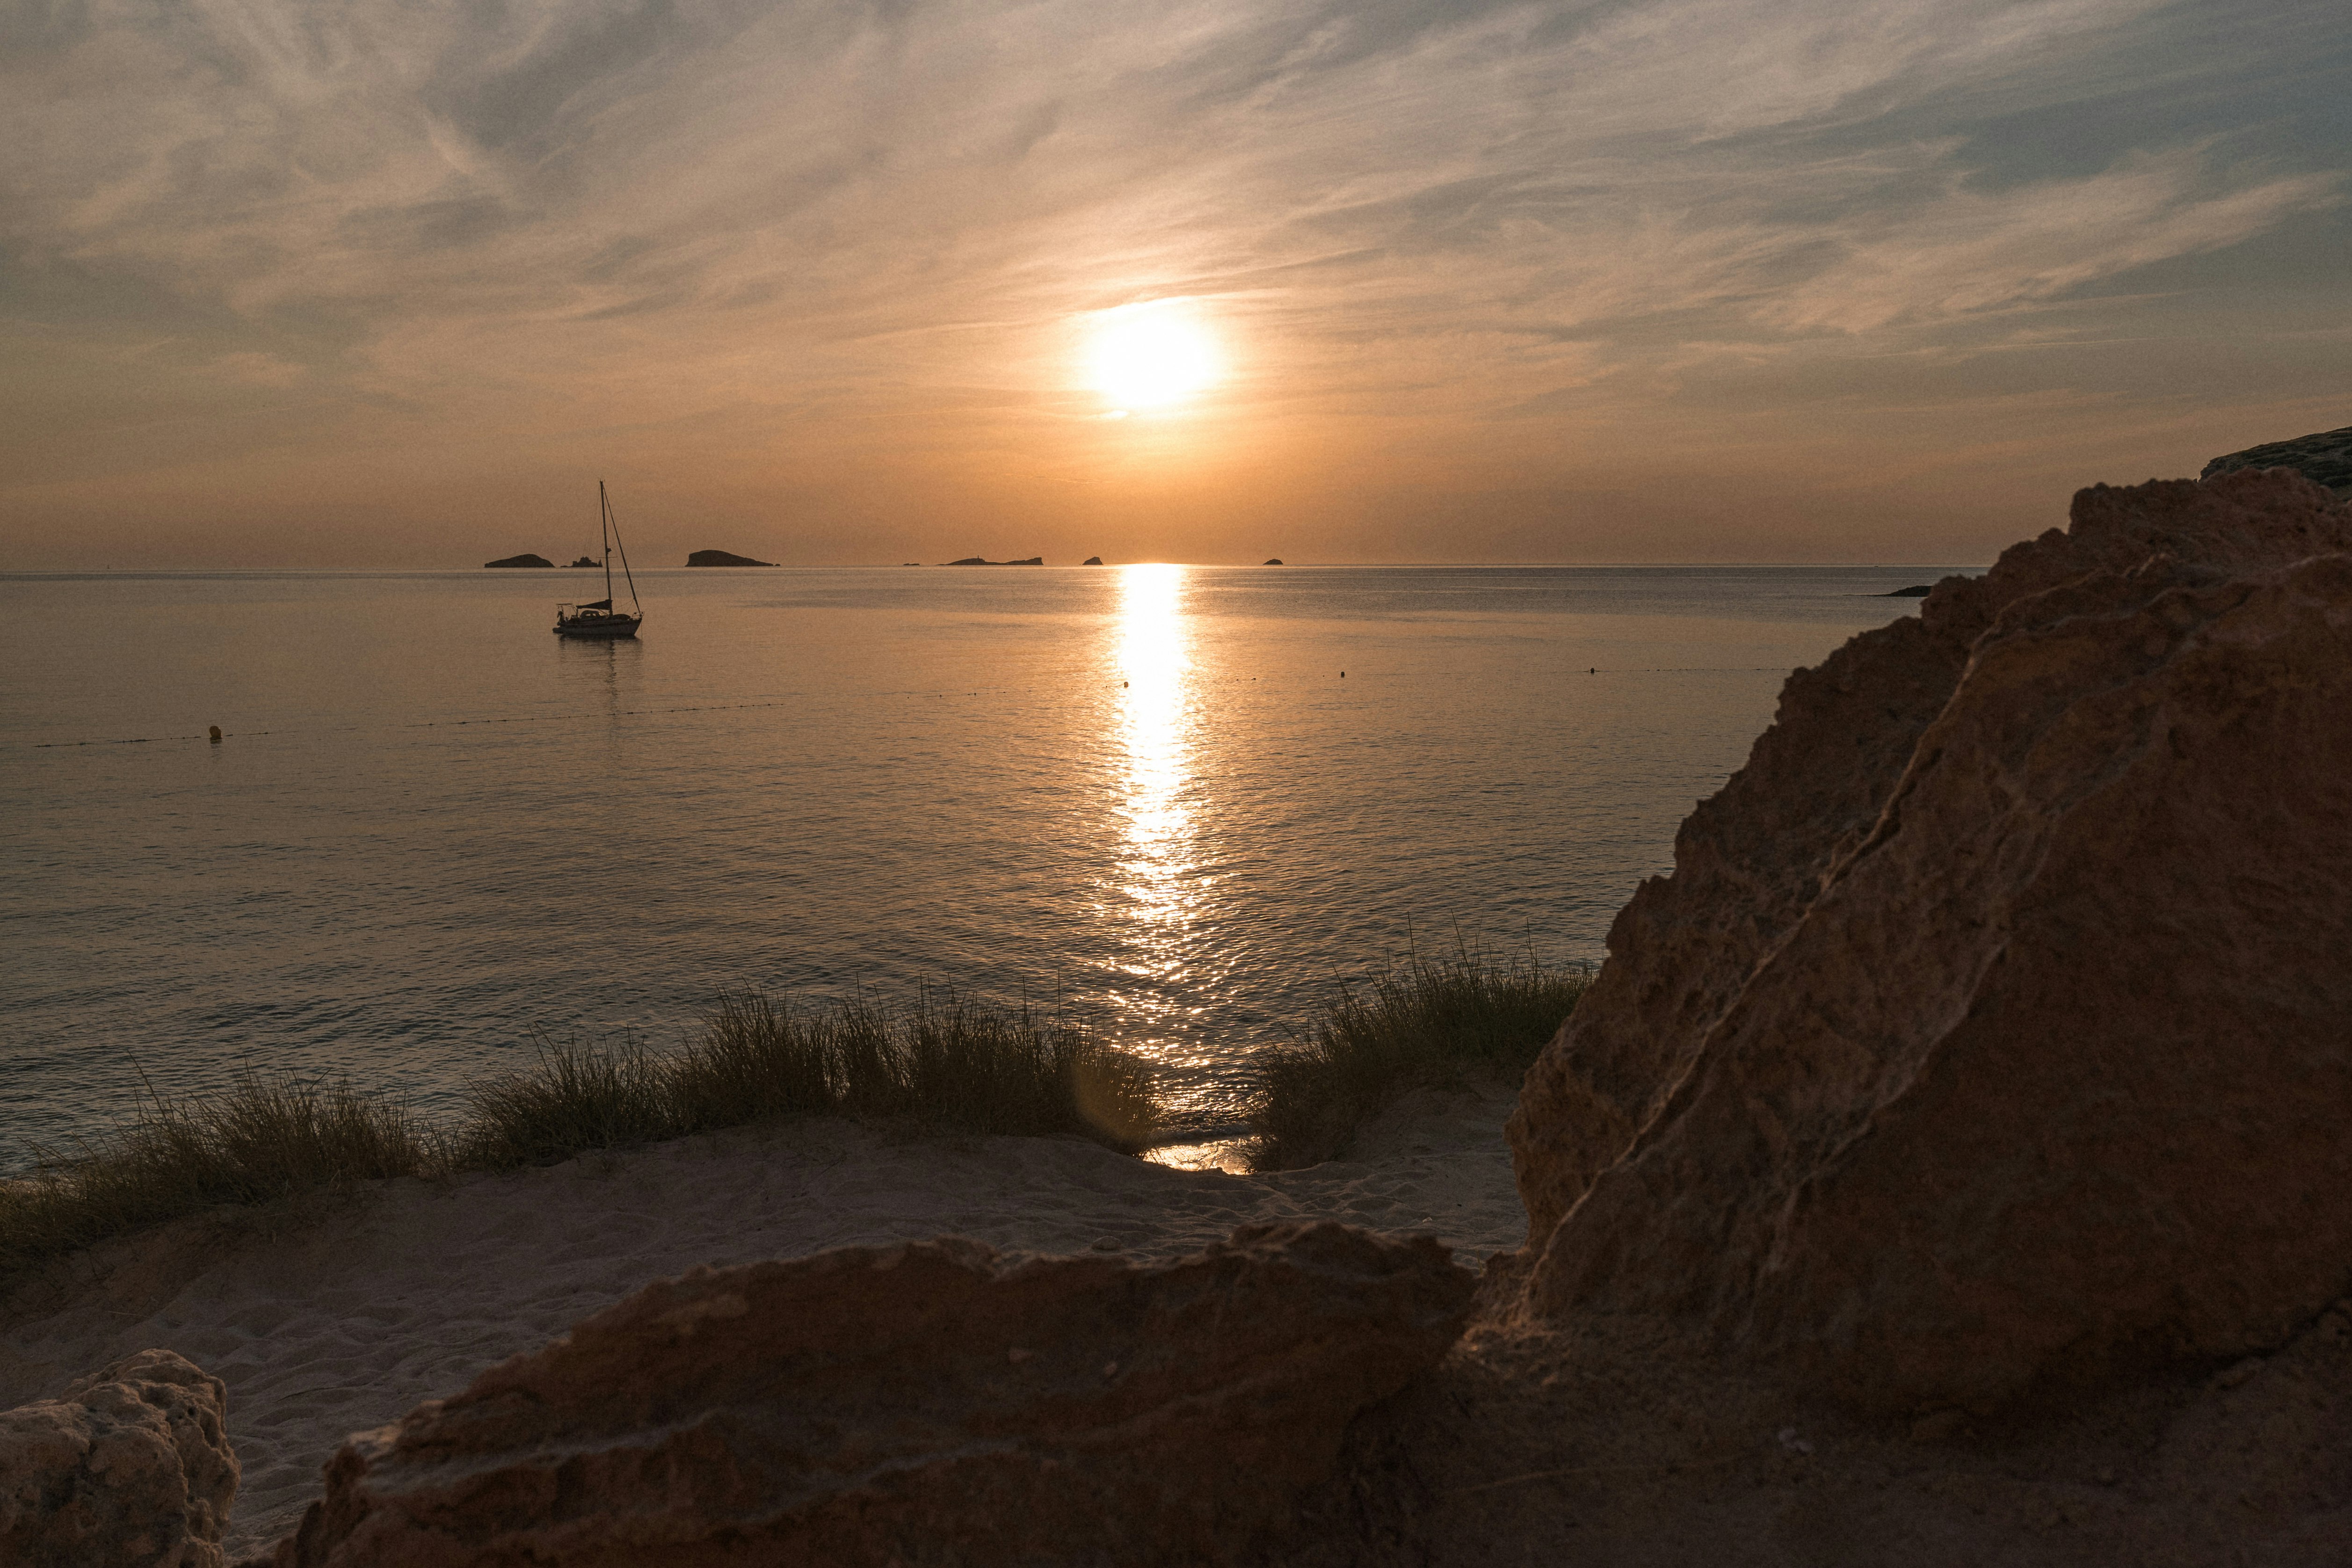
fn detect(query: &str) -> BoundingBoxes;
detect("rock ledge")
[262,1221,1472,1566]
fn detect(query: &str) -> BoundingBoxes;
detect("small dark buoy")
[208,726,222,743]
[1340,671,1346,678]
[1589,667,1597,675]
[1123,680,1129,688]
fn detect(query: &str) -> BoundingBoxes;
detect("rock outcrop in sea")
[685,549,775,567]
[2203,422,2352,495]
[482,553,553,568]
[261,1222,1472,1567]
[944,556,1045,566]
[1505,467,2352,1414]
[0,1349,240,1568]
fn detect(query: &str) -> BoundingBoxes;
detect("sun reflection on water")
[1110,562,1198,1019]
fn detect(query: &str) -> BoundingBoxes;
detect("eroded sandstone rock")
[0,1348,240,1568]
[265,1221,1473,1567]
[1506,468,2352,1413]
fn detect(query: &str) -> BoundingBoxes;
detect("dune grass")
[1,991,1160,1277]
[459,991,1161,1168]
[0,1078,439,1276]
[1247,948,1592,1171]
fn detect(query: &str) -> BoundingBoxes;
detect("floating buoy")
[1340,671,1346,678]
[208,726,222,743]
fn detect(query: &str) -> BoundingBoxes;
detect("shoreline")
[0,1080,1524,1559]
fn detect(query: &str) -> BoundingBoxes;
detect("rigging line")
[606,484,642,613]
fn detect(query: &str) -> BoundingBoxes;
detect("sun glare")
[1111,562,1197,985]
[1085,302,1219,412]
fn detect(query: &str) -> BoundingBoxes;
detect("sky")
[3,0,2347,568]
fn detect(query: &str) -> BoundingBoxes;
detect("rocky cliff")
[1505,468,2352,1413]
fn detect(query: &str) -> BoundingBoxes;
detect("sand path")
[0,1087,1521,1558]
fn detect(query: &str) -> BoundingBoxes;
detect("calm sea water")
[0,564,1960,1166]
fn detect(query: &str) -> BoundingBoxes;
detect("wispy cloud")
[2,0,2345,562]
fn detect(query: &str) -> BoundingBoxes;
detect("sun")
[1085,301,1220,412]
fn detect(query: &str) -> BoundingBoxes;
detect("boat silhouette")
[553,482,644,639]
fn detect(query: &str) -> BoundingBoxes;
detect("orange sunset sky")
[3,0,2346,568]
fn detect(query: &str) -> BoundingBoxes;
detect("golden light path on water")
[1107,562,1208,1067]
[1110,563,1259,1170]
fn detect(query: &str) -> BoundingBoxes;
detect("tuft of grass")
[458,991,1161,1168]
[1247,948,1592,1171]
[882,993,1160,1147]
[456,1036,680,1169]
[0,1077,436,1276]
[4,990,1162,1278]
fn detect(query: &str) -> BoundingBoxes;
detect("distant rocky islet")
[2201,421,2352,494]
[486,549,777,567]
[486,550,1310,569]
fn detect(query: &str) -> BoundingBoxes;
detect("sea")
[0,563,1965,1169]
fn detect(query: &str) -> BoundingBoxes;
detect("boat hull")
[553,614,642,639]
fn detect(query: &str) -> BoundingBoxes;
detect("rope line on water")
[20,668,1792,749]
[32,732,282,748]
[24,698,832,748]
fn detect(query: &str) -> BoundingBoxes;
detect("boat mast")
[599,480,615,606]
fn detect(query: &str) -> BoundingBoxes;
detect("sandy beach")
[0,1087,1521,1559]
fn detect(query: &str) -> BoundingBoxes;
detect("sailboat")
[553,482,644,639]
